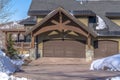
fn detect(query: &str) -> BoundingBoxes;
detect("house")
[6,0,120,61]
[0,21,31,54]
[0,21,24,49]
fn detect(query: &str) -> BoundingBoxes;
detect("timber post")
[31,32,35,48]
[5,31,7,50]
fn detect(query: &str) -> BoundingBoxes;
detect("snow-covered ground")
[0,72,29,80]
[90,54,120,71]
[108,77,120,80]
[0,50,24,74]
[0,50,30,80]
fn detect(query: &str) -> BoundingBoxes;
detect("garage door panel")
[43,50,54,57]
[54,49,64,57]
[43,40,85,58]
[94,40,118,58]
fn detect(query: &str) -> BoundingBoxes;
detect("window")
[25,35,31,42]
[89,16,97,23]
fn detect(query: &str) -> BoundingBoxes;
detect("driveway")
[14,64,120,80]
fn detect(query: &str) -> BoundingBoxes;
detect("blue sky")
[10,0,32,21]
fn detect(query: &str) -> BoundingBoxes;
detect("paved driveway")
[14,64,120,80]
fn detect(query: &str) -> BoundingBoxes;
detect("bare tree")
[0,0,13,23]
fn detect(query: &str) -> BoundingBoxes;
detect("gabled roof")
[28,0,90,16]
[106,12,120,18]
[84,1,120,36]
[29,10,95,16]
[29,0,120,16]
[25,7,97,37]
[28,0,120,36]
[90,10,120,36]
[20,16,37,25]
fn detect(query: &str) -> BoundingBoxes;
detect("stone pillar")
[40,42,43,58]
[29,48,36,60]
[29,42,37,60]
[31,36,38,59]
[86,45,94,62]
[86,34,94,62]
[35,42,38,59]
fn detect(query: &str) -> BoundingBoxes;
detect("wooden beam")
[5,32,7,50]
[51,20,59,25]
[63,20,71,25]
[64,30,71,34]
[1,29,26,32]
[64,25,88,37]
[33,24,88,37]
[17,33,20,42]
[21,42,24,54]
[59,11,62,24]
[33,25,59,36]
[31,33,35,48]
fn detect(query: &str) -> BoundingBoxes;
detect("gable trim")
[25,7,97,37]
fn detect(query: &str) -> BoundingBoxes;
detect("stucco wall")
[37,16,88,26]
[77,17,88,26]
[37,17,43,23]
[111,19,120,26]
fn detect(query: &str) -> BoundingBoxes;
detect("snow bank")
[90,58,105,70]
[0,50,6,56]
[0,72,29,80]
[0,50,30,80]
[110,77,120,80]
[90,54,120,71]
[0,50,24,74]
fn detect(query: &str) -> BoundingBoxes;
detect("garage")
[94,40,119,58]
[43,40,86,58]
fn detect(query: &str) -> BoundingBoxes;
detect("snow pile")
[0,50,5,56]
[90,54,120,71]
[0,50,24,74]
[0,50,30,80]
[109,77,120,80]
[0,72,29,80]
[96,15,106,30]
[18,53,30,60]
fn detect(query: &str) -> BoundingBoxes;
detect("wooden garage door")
[94,40,118,58]
[43,40,85,58]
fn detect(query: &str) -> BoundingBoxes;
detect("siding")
[111,19,120,26]
[77,17,88,26]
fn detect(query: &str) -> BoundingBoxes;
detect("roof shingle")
[28,0,120,36]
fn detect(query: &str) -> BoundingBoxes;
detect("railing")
[14,42,31,49]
